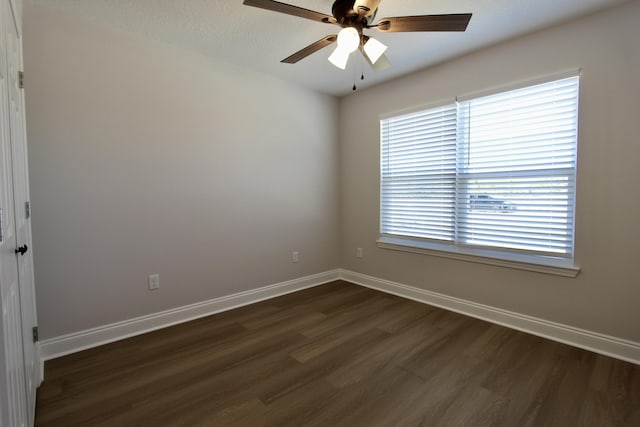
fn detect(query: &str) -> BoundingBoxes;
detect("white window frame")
[378,73,581,277]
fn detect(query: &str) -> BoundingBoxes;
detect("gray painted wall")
[23,3,339,339]
[339,1,640,342]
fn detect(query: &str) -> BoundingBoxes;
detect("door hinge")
[32,326,39,343]
[25,201,30,219]
[18,71,24,89]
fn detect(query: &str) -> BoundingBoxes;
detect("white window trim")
[378,71,582,278]
[455,68,582,102]
[377,235,580,278]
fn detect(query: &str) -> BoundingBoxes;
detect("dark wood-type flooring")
[36,281,640,426]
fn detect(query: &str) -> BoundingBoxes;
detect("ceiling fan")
[243,0,472,72]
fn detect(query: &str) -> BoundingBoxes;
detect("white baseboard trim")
[338,269,640,365]
[40,270,341,361]
[40,268,640,366]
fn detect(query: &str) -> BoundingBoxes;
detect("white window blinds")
[381,105,458,241]
[380,76,579,260]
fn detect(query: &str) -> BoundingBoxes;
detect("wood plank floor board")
[374,299,436,335]
[312,362,429,427]
[260,325,395,404]
[296,291,397,339]
[35,281,640,426]
[322,312,452,389]
[290,298,398,363]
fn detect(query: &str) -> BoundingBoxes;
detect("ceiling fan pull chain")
[352,61,357,91]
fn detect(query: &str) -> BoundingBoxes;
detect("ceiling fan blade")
[281,35,338,64]
[243,0,336,24]
[360,46,391,72]
[375,14,472,32]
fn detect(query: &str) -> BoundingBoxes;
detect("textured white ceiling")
[28,0,629,96]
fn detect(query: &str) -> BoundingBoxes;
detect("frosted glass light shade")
[328,46,350,69]
[363,37,387,64]
[337,27,360,53]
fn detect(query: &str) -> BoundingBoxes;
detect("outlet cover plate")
[148,274,160,290]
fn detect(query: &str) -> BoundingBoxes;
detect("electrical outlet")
[148,274,160,290]
[356,247,363,258]
[292,251,299,263]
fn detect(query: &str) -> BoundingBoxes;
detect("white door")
[6,0,37,421]
[1,0,36,425]
[0,0,28,424]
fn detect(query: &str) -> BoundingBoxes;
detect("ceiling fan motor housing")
[332,0,375,27]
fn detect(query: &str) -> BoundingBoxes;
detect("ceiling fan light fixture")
[336,27,360,53]
[242,0,472,77]
[363,37,387,64]
[328,46,350,69]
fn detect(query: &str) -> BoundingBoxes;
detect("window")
[379,76,580,275]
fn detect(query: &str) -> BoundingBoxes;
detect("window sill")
[377,236,580,278]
